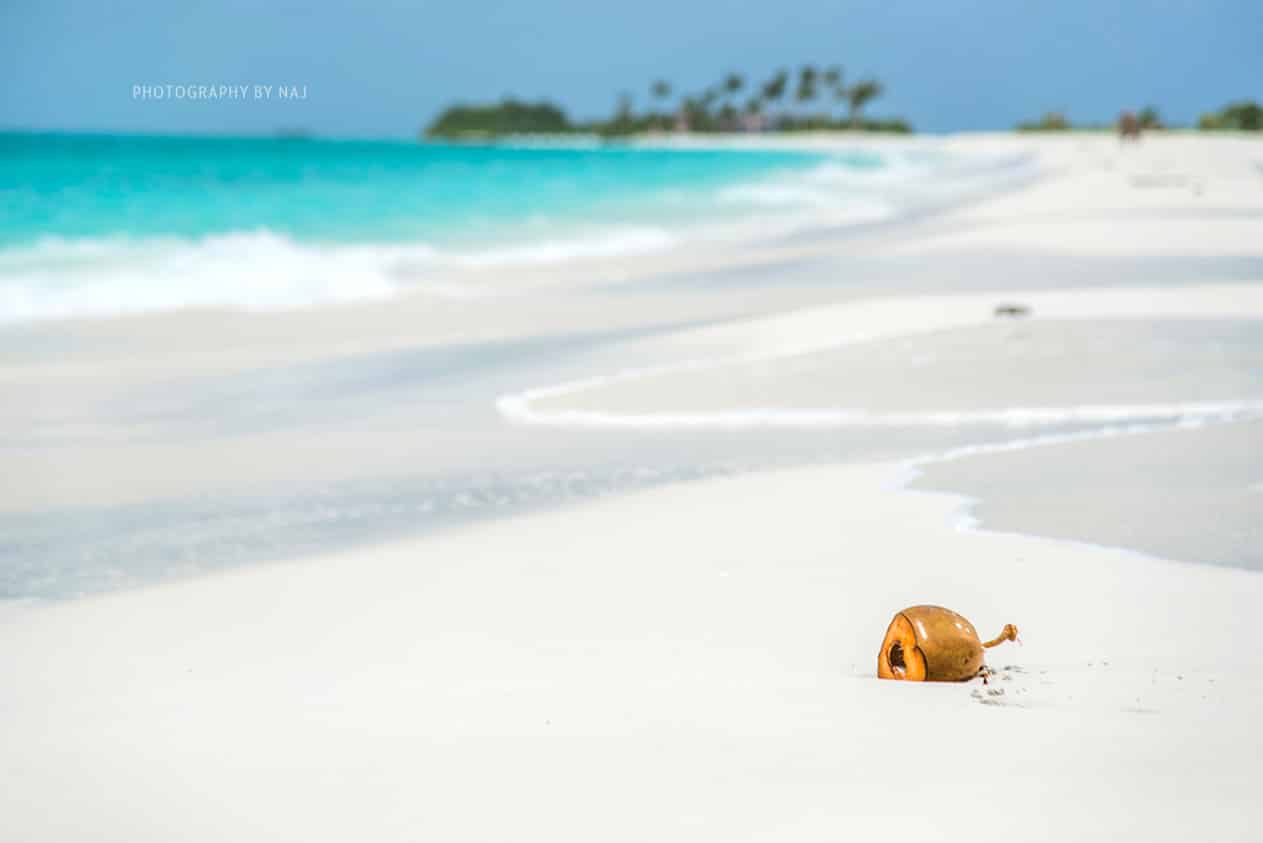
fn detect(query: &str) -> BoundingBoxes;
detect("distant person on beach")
[1119,110,1141,141]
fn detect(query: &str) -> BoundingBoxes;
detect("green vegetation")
[1137,106,1163,130]
[846,79,885,127]
[1015,111,1072,132]
[1198,100,1263,131]
[425,100,574,139]
[426,92,1260,141]
[1014,108,1159,133]
[1015,100,1263,134]
[423,64,910,140]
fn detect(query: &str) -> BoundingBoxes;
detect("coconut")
[877,605,1018,682]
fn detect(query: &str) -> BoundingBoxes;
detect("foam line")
[496,399,1263,430]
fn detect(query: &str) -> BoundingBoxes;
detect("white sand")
[3,132,1262,841]
[3,463,1261,841]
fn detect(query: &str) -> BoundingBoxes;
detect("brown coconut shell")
[877,605,1016,682]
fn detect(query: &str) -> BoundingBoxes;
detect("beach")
[2,132,1262,841]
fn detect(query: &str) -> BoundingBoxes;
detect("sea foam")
[0,226,683,322]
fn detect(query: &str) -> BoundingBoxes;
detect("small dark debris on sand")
[994,303,1031,319]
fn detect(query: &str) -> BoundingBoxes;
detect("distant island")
[426,101,573,139]
[425,72,1263,140]
[424,65,911,140]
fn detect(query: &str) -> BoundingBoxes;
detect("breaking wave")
[0,226,682,322]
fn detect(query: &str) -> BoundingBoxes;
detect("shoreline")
[3,132,1261,562]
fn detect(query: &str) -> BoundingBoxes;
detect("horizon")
[3,1,1260,138]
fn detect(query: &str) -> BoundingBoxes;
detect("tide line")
[496,284,1263,432]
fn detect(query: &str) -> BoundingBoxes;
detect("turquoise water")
[0,132,891,320]
[0,132,835,246]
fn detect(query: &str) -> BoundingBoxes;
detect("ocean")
[0,132,908,322]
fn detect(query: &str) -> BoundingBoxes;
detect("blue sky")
[2,0,1259,136]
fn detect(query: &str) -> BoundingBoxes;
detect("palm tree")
[822,66,843,120]
[846,78,884,127]
[796,65,818,113]
[761,69,789,106]
[716,74,744,127]
[650,80,673,130]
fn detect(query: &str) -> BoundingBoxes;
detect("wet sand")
[912,419,1263,570]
